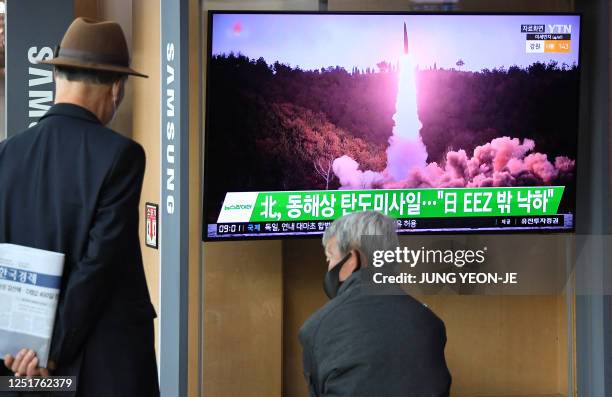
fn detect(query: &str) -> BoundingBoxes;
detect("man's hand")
[3,349,53,377]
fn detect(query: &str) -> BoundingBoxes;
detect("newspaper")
[0,244,64,368]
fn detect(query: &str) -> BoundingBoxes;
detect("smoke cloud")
[332,54,575,190]
[333,136,575,189]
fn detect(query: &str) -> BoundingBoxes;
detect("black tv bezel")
[202,10,583,242]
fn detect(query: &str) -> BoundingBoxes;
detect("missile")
[403,22,408,54]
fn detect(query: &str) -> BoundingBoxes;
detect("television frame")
[202,10,583,241]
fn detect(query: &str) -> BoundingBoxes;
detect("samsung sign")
[5,0,73,137]
[160,0,189,396]
[26,47,55,127]
[165,42,176,214]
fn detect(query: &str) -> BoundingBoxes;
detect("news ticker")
[0,376,77,392]
[211,214,570,238]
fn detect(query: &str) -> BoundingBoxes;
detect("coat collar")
[337,269,362,297]
[40,103,102,125]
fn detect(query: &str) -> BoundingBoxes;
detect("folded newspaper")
[0,244,64,368]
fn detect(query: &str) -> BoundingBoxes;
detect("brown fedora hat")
[41,17,148,78]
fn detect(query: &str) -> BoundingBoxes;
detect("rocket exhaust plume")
[386,22,427,181]
[334,22,426,187]
[331,23,575,190]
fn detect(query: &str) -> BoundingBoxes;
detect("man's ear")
[338,250,360,281]
[111,79,125,104]
[53,68,62,83]
[356,250,364,269]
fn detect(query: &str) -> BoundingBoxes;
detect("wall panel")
[203,241,283,397]
[131,0,161,363]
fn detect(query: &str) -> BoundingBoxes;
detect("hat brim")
[40,56,148,78]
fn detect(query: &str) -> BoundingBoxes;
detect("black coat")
[299,270,451,397]
[0,104,159,397]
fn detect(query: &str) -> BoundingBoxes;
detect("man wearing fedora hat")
[0,18,159,396]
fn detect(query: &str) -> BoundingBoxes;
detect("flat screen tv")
[203,12,581,240]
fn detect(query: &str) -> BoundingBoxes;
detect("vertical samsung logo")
[27,47,54,128]
[165,42,176,215]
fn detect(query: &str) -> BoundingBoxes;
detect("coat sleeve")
[50,141,146,366]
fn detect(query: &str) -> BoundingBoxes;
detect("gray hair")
[322,211,399,267]
[55,65,127,85]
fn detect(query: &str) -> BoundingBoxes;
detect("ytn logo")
[548,24,572,34]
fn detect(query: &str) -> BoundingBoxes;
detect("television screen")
[203,12,581,240]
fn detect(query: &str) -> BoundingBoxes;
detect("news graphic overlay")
[203,13,580,240]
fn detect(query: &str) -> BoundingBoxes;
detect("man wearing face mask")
[299,211,451,396]
[0,18,159,396]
